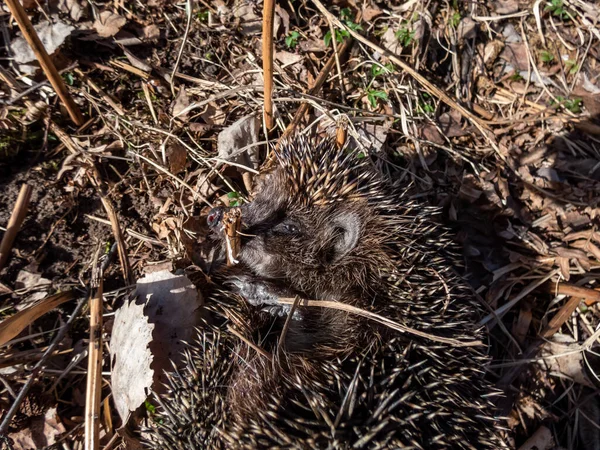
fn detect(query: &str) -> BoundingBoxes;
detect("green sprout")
[450,11,461,28]
[196,9,209,22]
[540,50,554,63]
[285,31,301,49]
[324,8,362,47]
[552,96,582,113]
[395,25,415,47]
[366,89,388,108]
[371,63,394,77]
[544,0,569,20]
[227,191,243,207]
[565,59,579,75]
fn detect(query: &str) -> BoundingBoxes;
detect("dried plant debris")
[110,270,202,422]
[0,0,599,447]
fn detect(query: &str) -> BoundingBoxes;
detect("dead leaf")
[517,426,554,450]
[141,24,160,41]
[0,291,75,346]
[495,0,520,15]
[457,17,477,41]
[483,40,504,67]
[11,19,74,64]
[110,271,203,421]
[171,88,191,121]
[419,122,445,145]
[274,4,290,36]
[500,42,529,71]
[539,335,596,388]
[168,143,187,175]
[94,11,127,37]
[217,114,261,169]
[362,3,383,21]
[200,102,226,126]
[57,0,86,21]
[8,407,66,449]
[275,51,303,66]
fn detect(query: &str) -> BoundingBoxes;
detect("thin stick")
[4,0,84,125]
[0,295,86,435]
[0,184,32,272]
[169,0,193,96]
[262,0,275,130]
[278,297,482,347]
[85,246,104,450]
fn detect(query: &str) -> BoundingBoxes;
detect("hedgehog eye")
[272,221,301,235]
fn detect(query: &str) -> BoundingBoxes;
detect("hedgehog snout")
[207,206,224,228]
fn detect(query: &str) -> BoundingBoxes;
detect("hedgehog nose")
[207,206,224,228]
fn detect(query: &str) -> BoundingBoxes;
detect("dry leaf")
[495,0,520,14]
[539,335,596,388]
[217,114,261,169]
[362,3,383,21]
[171,88,191,121]
[57,0,86,21]
[517,426,554,450]
[0,291,75,346]
[8,407,66,450]
[168,143,187,175]
[11,19,74,64]
[94,11,127,37]
[110,271,203,421]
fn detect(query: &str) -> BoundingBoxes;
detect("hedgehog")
[144,134,506,449]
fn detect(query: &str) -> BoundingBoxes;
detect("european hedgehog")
[145,134,506,449]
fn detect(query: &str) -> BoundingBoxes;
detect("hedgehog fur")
[143,134,507,449]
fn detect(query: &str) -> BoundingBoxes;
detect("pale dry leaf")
[8,407,66,450]
[517,426,554,450]
[11,19,74,64]
[495,0,520,14]
[362,3,383,21]
[94,11,127,37]
[275,51,303,66]
[141,24,160,41]
[539,335,595,388]
[274,4,290,36]
[110,270,202,422]
[217,114,261,169]
[353,122,390,153]
[57,0,86,21]
[171,88,191,121]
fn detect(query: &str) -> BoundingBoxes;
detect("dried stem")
[0,184,32,272]
[4,0,84,125]
[262,0,275,131]
[85,247,104,450]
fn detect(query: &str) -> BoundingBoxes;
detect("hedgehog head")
[208,134,392,299]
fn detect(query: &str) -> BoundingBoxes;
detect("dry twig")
[0,184,33,272]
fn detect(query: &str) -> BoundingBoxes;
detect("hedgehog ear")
[328,211,361,263]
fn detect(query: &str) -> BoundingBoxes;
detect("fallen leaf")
[57,0,86,21]
[362,3,383,21]
[495,0,520,15]
[110,271,203,422]
[168,143,187,175]
[11,19,74,64]
[457,17,477,41]
[539,335,596,388]
[517,426,554,450]
[8,407,66,449]
[94,11,127,37]
[171,88,191,121]
[141,24,160,41]
[0,291,75,346]
[217,114,261,170]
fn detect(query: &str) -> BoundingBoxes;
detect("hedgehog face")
[208,135,386,298]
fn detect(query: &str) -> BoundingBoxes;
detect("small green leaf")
[145,400,156,415]
[285,31,301,49]
[196,9,209,21]
[366,90,388,108]
[540,50,554,63]
[395,25,415,47]
[340,7,352,21]
[324,30,332,47]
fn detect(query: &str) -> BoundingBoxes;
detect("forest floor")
[1,0,600,449]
